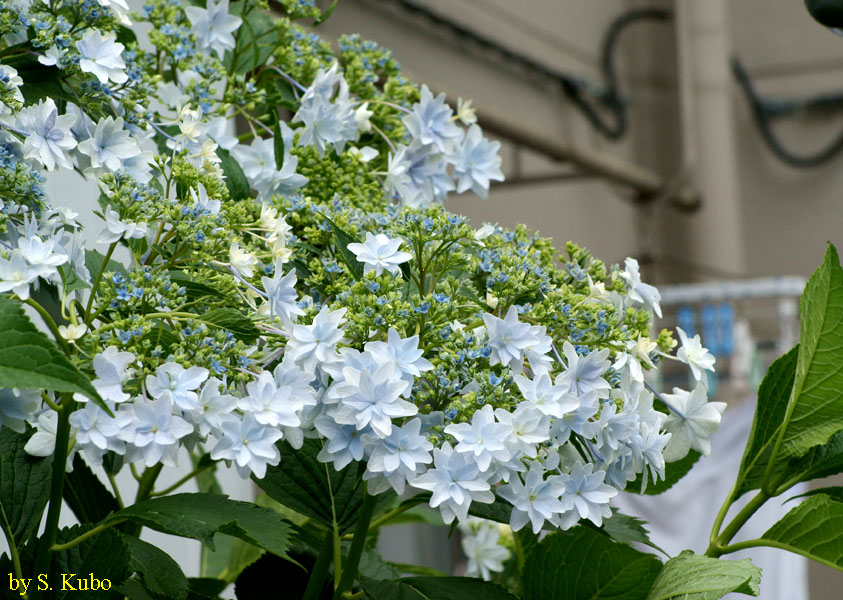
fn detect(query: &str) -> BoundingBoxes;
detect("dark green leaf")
[0,296,106,408]
[759,493,843,569]
[788,486,843,504]
[780,244,843,458]
[594,509,665,555]
[122,534,189,600]
[102,493,293,561]
[646,551,760,600]
[227,6,277,74]
[628,450,702,496]
[116,26,137,46]
[781,430,843,486]
[314,0,339,25]
[218,147,252,202]
[0,427,51,546]
[735,346,798,495]
[358,548,400,581]
[189,577,228,598]
[53,524,133,599]
[319,213,364,280]
[201,308,260,343]
[85,248,128,280]
[272,112,285,171]
[467,496,511,524]
[169,272,226,301]
[522,528,662,600]
[361,576,518,600]
[18,63,74,106]
[63,454,120,524]
[254,438,390,534]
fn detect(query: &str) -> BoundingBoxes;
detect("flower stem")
[334,487,378,599]
[303,530,335,600]
[85,242,117,324]
[0,509,23,582]
[32,395,73,587]
[705,489,769,557]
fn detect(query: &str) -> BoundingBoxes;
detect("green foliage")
[0,427,51,547]
[63,454,120,525]
[217,148,251,202]
[735,347,799,495]
[780,244,843,458]
[102,493,293,560]
[200,308,260,343]
[630,451,701,496]
[361,576,519,600]
[0,296,106,409]
[122,535,190,600]
[759,493,843,569]
[53,525,133,599]
[254,438,391,534]
[646,552,760,600]
[521,527,662,600]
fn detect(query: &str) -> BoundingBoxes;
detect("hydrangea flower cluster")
[0,0,724,545]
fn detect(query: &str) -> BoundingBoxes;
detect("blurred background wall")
[316,0,843,596]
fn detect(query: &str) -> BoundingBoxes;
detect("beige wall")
[320,0,843,595]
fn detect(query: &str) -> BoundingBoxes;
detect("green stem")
[302,530,335,600]
[716,538,841,570]
[334,487,378,599]
[24,298,71,354]
[128,464,163,537]
[0,507,23,582]
[32,395,73,584]
[85,242,117,324]
[150,463,212,496]
[49,519,124,552]
[708,483,738,550]
[705,490,769,557]
[106,471,124,509]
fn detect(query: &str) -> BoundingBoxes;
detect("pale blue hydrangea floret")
[211,412,284,478]
[347,232,413,276]
[185,0,243,58]
[362,417,433,494]
[16,98,77,171]
[451,124,504,199]
[403,84,463,153]
[76,29,127,85]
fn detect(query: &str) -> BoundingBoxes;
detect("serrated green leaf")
[314,0,338,25]
[0,296,106,408]
[734,346,799,495]
[780,244,843,458]
[85,248,128,278]
[361,576,518,600]
[467,496,512,524]
[781,430,843,485]
[226,5,277,74]
[253,438,391,534]
[63,454,120,524]
[102,493,293,561]
[218,147,251,202]
[594,509,665,555]
[630,450,701,496]
[522,527,662,600]
[358,548,400,581]
[53,524,133,599]
[122,534,189,600]
[200,308,260,343]
[646,552,760,600]
[169,272,226,301]
[759,493,843,569]
[0,427,51,547]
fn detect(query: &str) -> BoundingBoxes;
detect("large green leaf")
[788,486,843,504]
[0,427,51,547]
[200,308,260,343]
[227,5,278,75]
[253,438,389,534]
[0,296,105,408]
[759,493,843,569]
[646,551,760,600]
[53,524,133,599]
[780,244,843,458]
[102,493,293,560]
[217,148,251,201]
[734,347,799,495]
[63,454,120,525]
[521,528,662,600]
[775,430,843,491]
[361,576,518,600]
[122,534,189,600]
